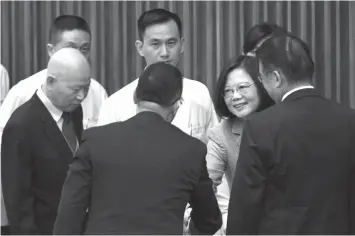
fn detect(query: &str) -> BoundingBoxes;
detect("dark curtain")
[1,1,354,109]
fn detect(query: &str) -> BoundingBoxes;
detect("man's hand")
[183,206,192,235]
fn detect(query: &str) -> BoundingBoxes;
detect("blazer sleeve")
[53,131,92,235]
[226,119,268,235]
[215,177,230,234]
[350,113,355,234]
[206,126,228,192]
[0,84,29,157]
[1,121,38,234]
[189,144,222,235]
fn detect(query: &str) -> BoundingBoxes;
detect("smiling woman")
[205,55,275,233]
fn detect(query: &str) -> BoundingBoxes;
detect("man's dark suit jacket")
[227,89,355,234]
[1,93,83,235]
[53,111,222,235]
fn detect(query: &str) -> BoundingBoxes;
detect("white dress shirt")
[36,87,64,131]
[0,65,10,106]
[98,77,219,143]
[0,65,10,226]
[0,69,107,226]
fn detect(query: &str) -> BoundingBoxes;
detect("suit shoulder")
[89,78,107,93]
[83,122,120,138]
[208,118,234,135]
[174,126,207,153]
[5,98,36,127]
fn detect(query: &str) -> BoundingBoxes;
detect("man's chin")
[64,104,80,112]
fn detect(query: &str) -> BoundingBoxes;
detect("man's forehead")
[143,21,180,40]
[57,30,91,44]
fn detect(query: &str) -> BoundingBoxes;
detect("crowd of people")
[0,8,354,235]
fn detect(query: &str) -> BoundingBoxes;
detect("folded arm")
[206,128,228,192]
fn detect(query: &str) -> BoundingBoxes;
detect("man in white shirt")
[97,8,223,234]
[0,64,9,106]
[0,15,107,232]
[98,8,218,143]
[0,64,10,234]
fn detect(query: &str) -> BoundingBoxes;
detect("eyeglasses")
[258,75,263,83]
[222,82,256,98]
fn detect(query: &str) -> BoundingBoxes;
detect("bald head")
[45,48,91,112]
[47,47,90,80]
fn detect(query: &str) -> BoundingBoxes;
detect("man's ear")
[135,40,144,57]
[273,70,283,88]
[47,44,55,57]
[46,75,57,86]
[180,37,185,54]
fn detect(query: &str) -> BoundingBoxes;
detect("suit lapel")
[32,94,73,159]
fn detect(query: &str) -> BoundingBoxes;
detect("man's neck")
[136,102,169,121]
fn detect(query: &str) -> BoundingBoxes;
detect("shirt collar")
[36,86,63,123]
[282,85,315,102]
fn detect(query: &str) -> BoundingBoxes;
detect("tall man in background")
[98,8,218,141]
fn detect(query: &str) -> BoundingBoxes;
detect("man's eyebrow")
[148,38,160,42]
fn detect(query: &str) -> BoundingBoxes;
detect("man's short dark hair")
[255,34,314,83]
[214,55,275,119]
[137,8,182,41]
[135,62,183,107]
[243,22,288,54]
[49,15,91,44]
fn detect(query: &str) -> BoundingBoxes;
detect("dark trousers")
[1,225,10,235]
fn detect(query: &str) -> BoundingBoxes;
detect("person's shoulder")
[105,79,138,103]
[241,105,281,135]
[83,122,116,136]
[12,69,46,92]
[0,64,9,76]
[183,77,209,93]
[182,77,213,109]
[89,78,106,90]
[173,124,206,151]
[6,95,38,126]
[207,118,235,139]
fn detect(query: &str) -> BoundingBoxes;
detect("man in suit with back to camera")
[226,33,355,234]
[53,62,222,235]
[1,48,91,235]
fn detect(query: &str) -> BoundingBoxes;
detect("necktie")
[61,112,78,154]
